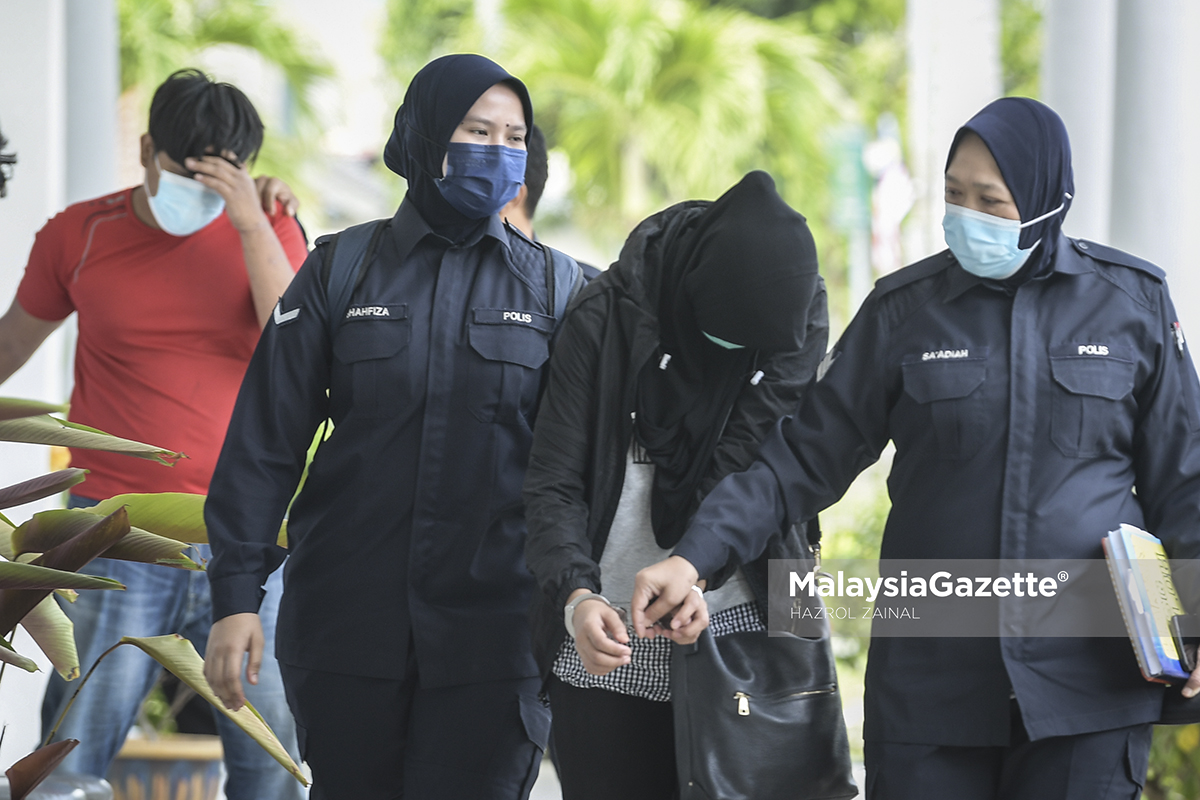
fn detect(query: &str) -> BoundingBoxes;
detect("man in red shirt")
[0,69,307,798]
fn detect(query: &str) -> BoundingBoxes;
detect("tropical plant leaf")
[20,595,79,680]
[0,415,184,465]
[0,469,89,511]
[88,492,208,543]
[6,739,79,800]
[86,492,291,548]
[0,508,130,637]
[0,517,15,560]
[0,637,40,673]
[0,560,125,591]
[0,397,68,422]
[12,509,202,571]
[120,635,308,786]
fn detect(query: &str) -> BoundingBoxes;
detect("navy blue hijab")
[383,54,533,239]
[947,97,1074,277]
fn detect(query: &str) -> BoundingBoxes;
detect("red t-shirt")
[17,188,308,499]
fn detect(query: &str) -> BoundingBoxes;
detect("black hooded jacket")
[522,192,829,677]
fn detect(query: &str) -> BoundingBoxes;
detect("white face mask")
[145,154,226,236]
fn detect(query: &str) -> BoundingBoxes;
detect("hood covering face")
[383,53,533,238]
[680,170,819,351]
[947,97,1074,277]
[620,170,820,548]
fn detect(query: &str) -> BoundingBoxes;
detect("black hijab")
[383,54,533,240]
[947,97,1074,278]
[629,171,819,548]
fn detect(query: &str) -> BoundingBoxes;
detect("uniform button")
[1078,241,1089,250]
[946,252,954,260]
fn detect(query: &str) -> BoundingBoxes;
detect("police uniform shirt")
[674,236,1200,745]
[205,198,558,687]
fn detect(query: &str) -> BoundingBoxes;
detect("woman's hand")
[571,594,632,676]
[253,175,299,217]
[631,555,710,643]
[204,612,264,711]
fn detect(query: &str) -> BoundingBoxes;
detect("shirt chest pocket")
[467,309,553,425]
[333,305,411,419]
[1049,348,1136,458]
[901,356,989,460]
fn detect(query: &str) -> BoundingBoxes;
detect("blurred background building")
[3,0,1200,792]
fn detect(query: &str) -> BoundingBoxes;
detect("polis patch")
[472,307,555,333]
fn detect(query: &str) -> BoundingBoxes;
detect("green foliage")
[379,0,478,96]
[1145,724,1200,800]
[1001,0,1042,98]
[138,682,178,737]
[117,0,332,205]
[500,0,849,244]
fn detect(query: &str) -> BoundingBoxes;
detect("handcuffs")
[564,586,705,638]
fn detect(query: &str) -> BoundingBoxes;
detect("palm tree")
[117,0,332,199]
[500,0,850,232]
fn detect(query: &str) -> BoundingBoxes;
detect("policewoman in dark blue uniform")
[202,55,565,799]
[631,98,1200,798]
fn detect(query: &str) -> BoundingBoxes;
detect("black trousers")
[280,661,547,800]
[547,676,679,800]
[865,701,1152,800]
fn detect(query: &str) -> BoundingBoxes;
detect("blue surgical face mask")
[437,142,527,219]
[145,154,226,237]
[942,200,1065,280]
[703,331,746,350]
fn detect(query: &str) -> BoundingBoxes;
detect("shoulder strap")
[319,219,390,338]
[541,244,584,321]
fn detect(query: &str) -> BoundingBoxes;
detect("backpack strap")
[318,219,390,338]
[541,243,584,321]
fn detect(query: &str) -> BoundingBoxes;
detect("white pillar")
[904,0,1002,262]
[1040,0,1117,244]
[0,0,69,768]
[1109,0,1200,335]
[65,0,120,204]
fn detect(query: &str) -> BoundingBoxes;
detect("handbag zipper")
[733,685,838,717]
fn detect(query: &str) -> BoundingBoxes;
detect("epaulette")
[1070,238,1165,281]
[874,249,956,295]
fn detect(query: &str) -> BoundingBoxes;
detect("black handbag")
[670,623,858,799]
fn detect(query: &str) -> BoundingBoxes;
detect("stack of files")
[1102,523,1191,683]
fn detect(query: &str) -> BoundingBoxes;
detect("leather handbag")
[670,624,858,799]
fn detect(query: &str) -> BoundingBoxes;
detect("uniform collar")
[942,234,1093,302]
[390,198,511,263]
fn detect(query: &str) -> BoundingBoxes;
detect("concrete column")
[904,0,1002,262]
[1109,0,1200,335]
[65,0,120,204]
[1040,0,1117,244]
[0,0,70,768]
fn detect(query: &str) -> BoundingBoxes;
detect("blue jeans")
[40,495,305,800]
